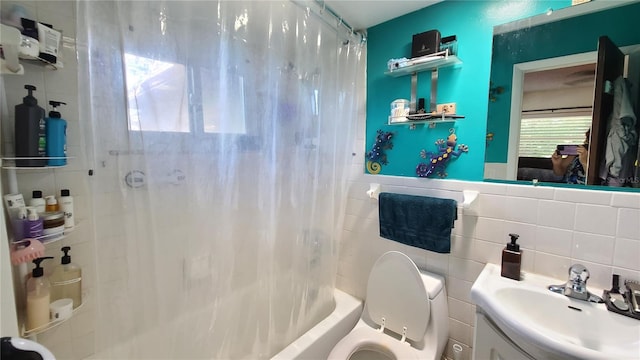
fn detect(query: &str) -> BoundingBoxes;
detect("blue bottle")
[45,101,67,166]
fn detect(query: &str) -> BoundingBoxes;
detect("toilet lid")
[366,251,430,342]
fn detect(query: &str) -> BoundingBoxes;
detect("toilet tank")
[418,269,449,356]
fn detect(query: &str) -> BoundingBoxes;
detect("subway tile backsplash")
[337,174,640,357]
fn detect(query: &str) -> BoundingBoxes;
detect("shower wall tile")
[617,208,640,240]
[571,232,615,265]
[535,226,573,256]
[554,187,612,205]
[537,200,576,230]
[611,192,640,209]
[613,238,640,271]
[574,204,617,236]
[504,196,538,223]
[506,184,554,199]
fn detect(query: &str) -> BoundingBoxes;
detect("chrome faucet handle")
[564,264,598,301]
[548,264,603,303]
[568,264,589,287]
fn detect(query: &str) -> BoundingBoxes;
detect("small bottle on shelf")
[45,195,58,212]
[24,207,43,239]
[29,190,46,214]
[57,189,74,228]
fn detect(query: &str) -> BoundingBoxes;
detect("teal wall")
[366,0,571,180]
[485,2,640,163]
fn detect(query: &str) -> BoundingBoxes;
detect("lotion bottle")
[57,189,74,228]
[50,246,82,308]
[26,257,54,330]
[29,190,46,214]
[501,233,522,281]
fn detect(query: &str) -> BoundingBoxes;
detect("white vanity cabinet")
[472,312,534,360]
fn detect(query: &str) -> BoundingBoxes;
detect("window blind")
[518,114,592,158]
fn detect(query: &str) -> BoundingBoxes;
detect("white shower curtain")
[76,1,364,358]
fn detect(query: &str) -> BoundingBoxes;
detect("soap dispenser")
[50,246,82,308]
[14,85,46,167]
[26,257,54,330]
[501,233,522,280]
[44,101,67,166]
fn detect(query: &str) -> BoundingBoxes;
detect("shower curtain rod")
[292,0,366,43]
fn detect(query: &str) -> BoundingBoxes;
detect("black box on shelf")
[411,30,441,59]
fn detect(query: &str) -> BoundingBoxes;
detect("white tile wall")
[337,172,640,360]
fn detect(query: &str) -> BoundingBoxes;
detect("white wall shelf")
[384,52,462,77]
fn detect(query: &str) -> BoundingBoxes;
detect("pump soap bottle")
[50,246,82,308]
[501,233,522,281]
[14,85,46,167]
[26,257,54,330]
[45,101,67,166]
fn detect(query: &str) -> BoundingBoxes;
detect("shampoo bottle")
[501,233,522,281]
[14,85,46,167]
[57,189,74,228]
[26,257,54,330]
[29,190,46,214]
[45,101,67,166]
[50,246,82,308]
[25,207,43,239]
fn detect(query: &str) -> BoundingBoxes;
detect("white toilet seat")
[328,325,419,360]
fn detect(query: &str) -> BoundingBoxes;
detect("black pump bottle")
[15,85,46,167]
[501,233,522,280]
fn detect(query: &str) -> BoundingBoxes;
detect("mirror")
[484,1,640,190]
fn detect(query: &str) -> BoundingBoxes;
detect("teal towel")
[378,192,457,253]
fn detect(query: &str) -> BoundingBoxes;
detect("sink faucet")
[548,264,603,303]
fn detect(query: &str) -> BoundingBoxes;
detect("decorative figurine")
[366,129,394,174]
[416,128,468,178]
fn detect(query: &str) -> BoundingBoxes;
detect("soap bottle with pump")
[14,85,46,167]
[50,246,82,308]
[26,257,54,330]
[501,233,522,281]
[45,101,67,166]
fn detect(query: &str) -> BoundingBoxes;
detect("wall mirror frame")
[484,0,640,192]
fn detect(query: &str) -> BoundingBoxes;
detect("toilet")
[328,251,449,360]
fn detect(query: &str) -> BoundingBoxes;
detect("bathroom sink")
[471,264,640,360]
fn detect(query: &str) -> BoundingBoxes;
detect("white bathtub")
[271,289,362,360]
[90,288,362,360]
